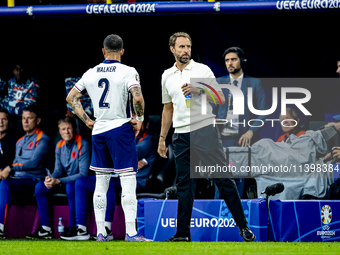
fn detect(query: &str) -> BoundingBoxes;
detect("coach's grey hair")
[103,34,123,53]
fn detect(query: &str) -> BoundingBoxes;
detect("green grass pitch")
[0,240,340,255]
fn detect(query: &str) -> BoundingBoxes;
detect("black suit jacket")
[211,74,268,143]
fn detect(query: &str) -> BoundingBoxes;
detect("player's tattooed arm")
[67,92,85,121]
[129,86,144,138]
[130,86,145,117]
[66,88,95,129]
[70,94,82,110]
[130,86,141,97]
[134,102,144,117]
[77,113,88,124]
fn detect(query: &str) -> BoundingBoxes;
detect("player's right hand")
[158,140,168,158]
[129,119,142,138]
[86,119,96,130]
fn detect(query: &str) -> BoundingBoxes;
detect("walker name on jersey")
[86,3,156,15]
[97,66,116,73]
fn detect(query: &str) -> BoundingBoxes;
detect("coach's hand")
[181,83,200,97]
[158,138,168,158]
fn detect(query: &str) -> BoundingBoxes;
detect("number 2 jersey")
[74,60,141,135]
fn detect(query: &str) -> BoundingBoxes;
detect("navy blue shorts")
[90,123,138,174]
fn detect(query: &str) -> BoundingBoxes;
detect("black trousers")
[172,125,247,237]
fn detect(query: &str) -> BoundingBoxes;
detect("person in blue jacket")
[212,47,267,147]
[1,64,40,136]
[0,105,52,239]
[212,47,267,199]
[25,116,90,239]
[135,115,160,192]
[3,64,40,117]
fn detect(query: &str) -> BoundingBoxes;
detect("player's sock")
[0,223,4,232]
[93,172,111,237]
[42,226,51,232]
[77,224,87,232]
[105,221,111,231]
[120,172,137,237]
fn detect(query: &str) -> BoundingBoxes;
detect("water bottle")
[185,93,193,108]
[58,217,64,237]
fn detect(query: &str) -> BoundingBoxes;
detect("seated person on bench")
[26,116,89,239]
[0,106,52,239]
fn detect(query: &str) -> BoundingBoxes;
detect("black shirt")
[0,132,18,169]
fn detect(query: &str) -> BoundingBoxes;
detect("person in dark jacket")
[0,106,52,239]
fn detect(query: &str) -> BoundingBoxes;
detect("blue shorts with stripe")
[90,122,137,174]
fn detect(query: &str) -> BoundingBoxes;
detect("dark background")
[1,10,340,139]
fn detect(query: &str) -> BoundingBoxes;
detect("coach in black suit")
[212,47,267,198]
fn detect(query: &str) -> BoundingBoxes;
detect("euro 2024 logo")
[318,205,336,237]
[213,2,221,12]
[321,205,332,225]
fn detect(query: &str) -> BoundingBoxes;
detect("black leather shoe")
[239,226,256,242]
[166,235,191,242]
